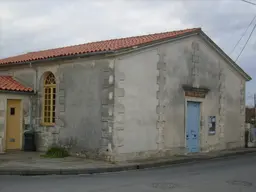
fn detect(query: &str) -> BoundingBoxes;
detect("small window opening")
[10,107,15,115]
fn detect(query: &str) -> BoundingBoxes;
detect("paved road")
[1,153,256,192]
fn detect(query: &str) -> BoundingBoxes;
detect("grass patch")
[41,147,69,158]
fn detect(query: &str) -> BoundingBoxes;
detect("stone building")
[0,28,251,161]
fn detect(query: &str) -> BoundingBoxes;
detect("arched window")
[43,72,56,125]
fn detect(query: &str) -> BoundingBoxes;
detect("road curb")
[0,149,256,176]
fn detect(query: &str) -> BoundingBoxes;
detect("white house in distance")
[0,28,251,162]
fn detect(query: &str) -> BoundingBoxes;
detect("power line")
[230,15,256,54]
[235,22,256,61]
[241,0,256,6]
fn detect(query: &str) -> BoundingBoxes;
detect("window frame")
[42,72,56,126]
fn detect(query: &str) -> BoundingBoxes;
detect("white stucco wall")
[224,67,244,146]
[3,59,114,159]
[114,50,159,156]
[113,34,247,161]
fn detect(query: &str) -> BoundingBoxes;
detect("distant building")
[246,107,255,124]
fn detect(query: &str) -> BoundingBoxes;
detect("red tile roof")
[0,28,201,65]
[0,76,33,92]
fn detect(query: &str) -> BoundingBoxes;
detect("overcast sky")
[0,0,256,104]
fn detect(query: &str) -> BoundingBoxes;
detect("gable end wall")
[112,35,246,161]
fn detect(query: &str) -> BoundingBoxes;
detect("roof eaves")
[0,50,116,67]
[199,31,252,81]
[0,89,36,95]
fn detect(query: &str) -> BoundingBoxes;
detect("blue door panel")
[186,101,200,153]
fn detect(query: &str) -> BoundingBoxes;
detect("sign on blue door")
[186,101,200,153]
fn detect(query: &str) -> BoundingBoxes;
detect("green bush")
[42,147,69,158]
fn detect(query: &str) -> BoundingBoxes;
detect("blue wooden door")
[186,101,200,153]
